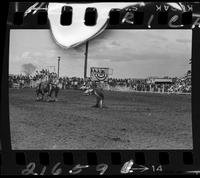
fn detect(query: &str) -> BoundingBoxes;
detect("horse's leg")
[48,86,53,101]
[54,87,59,101]
[36,88,42,101]
[41,88,46,101]
[49,84,52,96]
[45,86,51,102]
[45,90,49,102]
[41,89,45,101]
[36,89,40,101]
[46,84,52,101]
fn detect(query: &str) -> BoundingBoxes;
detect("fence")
[102,85,191,95]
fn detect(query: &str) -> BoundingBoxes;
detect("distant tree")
[21,63,36,76]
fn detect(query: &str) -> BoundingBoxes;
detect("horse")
[35,81,50,101]
[35,76,59,102]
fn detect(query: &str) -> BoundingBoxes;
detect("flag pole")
[84,41,89,79]
[58,56,61,78]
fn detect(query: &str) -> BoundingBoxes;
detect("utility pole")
[84,41,89,79]
[58,56,61,78]
[47,66,55,72]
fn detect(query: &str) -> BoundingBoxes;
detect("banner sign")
[90,67,109,82]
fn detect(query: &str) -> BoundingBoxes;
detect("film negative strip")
[1,1,200,175]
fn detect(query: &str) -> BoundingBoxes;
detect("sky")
[9,29,191,79]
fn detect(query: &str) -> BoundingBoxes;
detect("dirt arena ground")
[9,88,193,150]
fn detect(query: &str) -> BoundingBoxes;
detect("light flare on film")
[46,2,199,49]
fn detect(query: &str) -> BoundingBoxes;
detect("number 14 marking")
[152,165,163,172]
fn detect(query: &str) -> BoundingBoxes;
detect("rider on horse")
[46,72,59,100]
[47,73,53,96]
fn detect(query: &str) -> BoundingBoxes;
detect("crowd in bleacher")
[106,74,191,93]
[9,69,191,94]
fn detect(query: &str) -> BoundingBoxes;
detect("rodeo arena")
[9,55,192,149]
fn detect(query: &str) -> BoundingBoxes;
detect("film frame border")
[1,1,200,175]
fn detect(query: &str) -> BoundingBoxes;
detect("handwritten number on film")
[21,162,62,175]
[21,162,36,175]
[21,161,162,175]
[69,164,89,174]
[96,164,108,175]
[21,162,108,175]
[51,162,62,175]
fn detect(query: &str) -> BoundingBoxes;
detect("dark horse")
[36,80,59,102]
